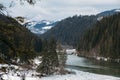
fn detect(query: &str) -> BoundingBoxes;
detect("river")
[66,54,120,77]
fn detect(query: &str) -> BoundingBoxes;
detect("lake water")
[66,55,120,77]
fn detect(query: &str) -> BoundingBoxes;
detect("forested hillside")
[43,15,97,46]
[0,13,68,76]
[42,9,120,47]
[78,13,120,59]
[0,13,42,63]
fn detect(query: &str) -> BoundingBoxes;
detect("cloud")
[40,0,120,7]
[1,0,120,21]
[38,0,120,20]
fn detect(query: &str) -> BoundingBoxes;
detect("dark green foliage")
[37,38,59,75]
[42,15,97,46]
[78,13,120,59]
[0,13,60,74]
[57,43,67,74]
[0,14,42,63]
[33,37,42,53]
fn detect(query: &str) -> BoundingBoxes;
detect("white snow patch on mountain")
[42,26,52,30]
[24,20,56,34]
[115,9,120,12]
[97,17,103,21]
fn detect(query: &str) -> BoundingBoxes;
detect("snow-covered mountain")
[16,8,120,34]
[96,9,120,21]
[97,9,120,17]
[24,20,58,34]
[0,0,120,34]
[14,16,58,34]
[0,0,59,34]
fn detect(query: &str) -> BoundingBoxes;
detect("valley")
[0,0,120,80]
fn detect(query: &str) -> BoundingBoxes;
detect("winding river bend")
[66,55,120,77]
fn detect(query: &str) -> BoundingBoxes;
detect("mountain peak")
[24,20,58,34]
[97,8,120,17]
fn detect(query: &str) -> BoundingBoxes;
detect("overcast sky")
[0,0,120,21]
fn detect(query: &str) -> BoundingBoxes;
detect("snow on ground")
[33,57,42,65]
[40,69,120,80]
[0,55,120,80]
[1,68,120,80]
[66,49,76,54]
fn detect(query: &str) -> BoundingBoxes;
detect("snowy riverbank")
[1,54,120,80]
[40,69,120,80]
[1,68,120,80]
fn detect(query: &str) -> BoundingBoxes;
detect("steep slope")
[78,13,120,59]
[42,15,97,46]
[42,9,120,47]
[15,16,58,34]
[0,13,42,63]
[97,9,120,17]
[24,20,58,34]
[0,1,58,34]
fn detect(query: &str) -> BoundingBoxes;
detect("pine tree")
[37,38,59,75]
[57,42,67,74]
[0,14,42,63]
[78,13,120,59]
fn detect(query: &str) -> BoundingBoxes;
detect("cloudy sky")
[0,0,120,21]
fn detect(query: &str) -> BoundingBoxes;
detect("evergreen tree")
[0,14,42,63]
[78,13,120,59]
[42,15,97,46]
[37,38,59,75]
[57,42,67,74]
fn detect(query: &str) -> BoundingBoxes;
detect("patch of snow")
[0,9,8,15]
[96,57,110,61]
[23,19,56,34]
[97,17,103,21]
[1,68,120,80]
[31,29,45,34]
[66,49,76,54]
[42,26,52,30]
[40,20,51,25]
[0,55,120,80]
[0,64,9,68]
[46,21,50,25]
[115,9,120,12]
[40,69,120,80]
[96,57,101,60]
[0,64,18,70]
[104,58,108,61]
[33,57,42,65]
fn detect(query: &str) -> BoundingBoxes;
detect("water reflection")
[66,55,120,77]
